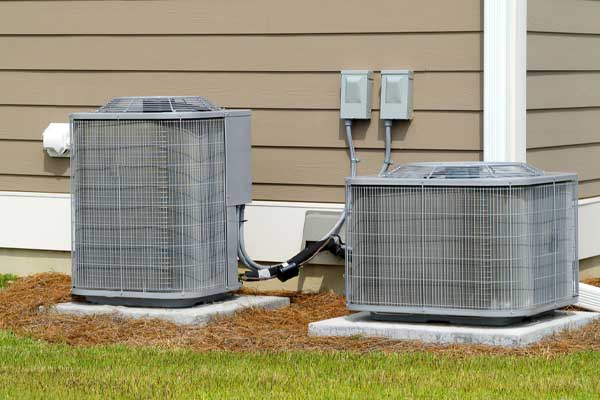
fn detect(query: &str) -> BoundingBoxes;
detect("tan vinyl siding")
[580,181,600,200]
[528,33,600,71]
[0,176,70,194]
[528,73,600,110]
[527,0,600,199]
[0,72,482,111]
[0,0,481,35]
[0,106,481,150]
[527,145,600,182]
[529,0,600,34]
[0,0,483,202]
[0,140,479,184]
[528,109,600,149]
[0,34,481,72]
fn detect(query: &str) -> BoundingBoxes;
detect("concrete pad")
[308,311,600,347]
[54,295,289,326]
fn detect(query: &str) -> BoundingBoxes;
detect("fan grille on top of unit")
[387,162,543,180]
[97,96,222,113]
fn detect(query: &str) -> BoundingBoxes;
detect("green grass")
[1,331,600,399]
[0,274,17,289]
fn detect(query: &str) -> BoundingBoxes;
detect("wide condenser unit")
[345,162,578,324]
[70,96,251,307]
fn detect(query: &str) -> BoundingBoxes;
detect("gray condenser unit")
[345,162,579,324]
[70,97,251,307]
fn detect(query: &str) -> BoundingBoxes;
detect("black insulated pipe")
[242,237,334,282]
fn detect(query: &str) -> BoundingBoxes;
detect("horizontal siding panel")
[0,0,481,35]
[527,144,600,181]
[528,33,600,71]
[253,110,481,150]
[0,175,70,194]
[0,140,480,185]
[580,180,600,199]
[528,72,600,110]
[0,106,481,150]
[0,71,482,111]
[528,108,600,148]
[0,142,71,178]
[0,34,482,72]
[252,148,480,185]
[0,106,93,141]
[253,184,344,203]
[529,0,600,34]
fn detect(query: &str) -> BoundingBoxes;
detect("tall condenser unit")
[70,97,251,307]
[345,162,578,324]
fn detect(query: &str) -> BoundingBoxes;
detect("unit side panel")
[225,114,252,206]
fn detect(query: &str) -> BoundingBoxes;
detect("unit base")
[309,311,600,347]
[55,295,291,326]
[369,312,553,327]
[80,293,229,308]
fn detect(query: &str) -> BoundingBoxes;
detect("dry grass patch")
[1,273,599,356]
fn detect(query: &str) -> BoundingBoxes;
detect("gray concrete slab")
[308,311,600,347]
[54,295,289,326]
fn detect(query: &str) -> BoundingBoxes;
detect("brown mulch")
[1,273,600,357]
[582,277,600,287]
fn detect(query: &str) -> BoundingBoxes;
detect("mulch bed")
[1,273,600,357]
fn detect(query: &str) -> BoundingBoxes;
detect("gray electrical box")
[340,70,373,119]
[380,70,413,120]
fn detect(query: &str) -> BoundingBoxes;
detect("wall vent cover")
[345,162,578,324]
[70,96,251,307]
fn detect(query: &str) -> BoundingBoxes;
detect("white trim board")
[242,201,343,261]
[0,192,71,252]
[0,192,598,261]
[484,0,527,162]
[579,197,600,259]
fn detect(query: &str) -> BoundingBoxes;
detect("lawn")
[2,273,600,398]
[1,331,600,399]
[0,274,17,289]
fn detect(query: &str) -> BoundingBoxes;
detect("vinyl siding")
[0,0,483,202]
[527,0,600,198]
[0,34,481,72]
[0,0,482,34]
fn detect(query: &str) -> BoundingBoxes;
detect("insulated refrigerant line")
[240,70,400,282]
[239,118,394,282]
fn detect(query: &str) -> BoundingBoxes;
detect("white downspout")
[484,0,527,162]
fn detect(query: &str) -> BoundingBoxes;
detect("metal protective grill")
[71,118,228,294]
[388,162,542,179]
[346,177,578,315]
[98,96,221,113]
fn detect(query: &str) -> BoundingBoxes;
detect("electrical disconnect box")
[380,70,413,120]
[340,70,373,119]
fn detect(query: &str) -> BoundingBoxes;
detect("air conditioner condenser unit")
[345,162,578,325]
[70,96,251,307]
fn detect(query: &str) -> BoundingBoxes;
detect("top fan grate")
[97,96,221,113]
